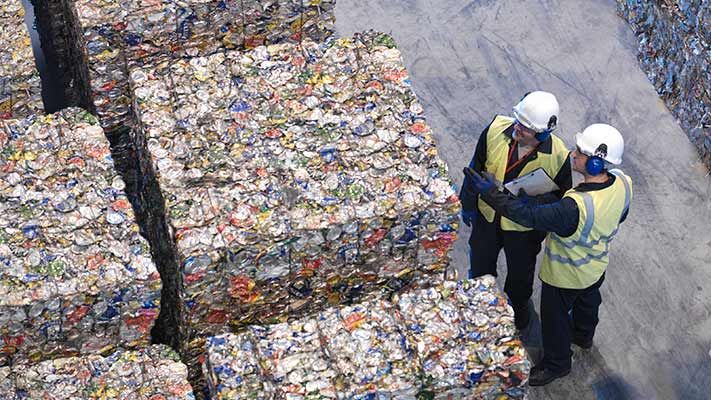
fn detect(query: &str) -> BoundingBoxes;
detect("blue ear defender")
[585,156,605,175]
[534,129,551,142]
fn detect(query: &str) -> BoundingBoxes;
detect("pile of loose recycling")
[204,276,530,399]
[617,0,711,163]
[0,108,160,367]
[0,345,194,399]
[61,0,336,128]
[130,32,461,372]
[0,0,43,119]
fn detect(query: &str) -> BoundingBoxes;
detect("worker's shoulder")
[490,115,515,125]
[485,115,515,133]
[549,132,568,146]
[609,168,634,193]
[609,168,631,181]
[549,134,570,155]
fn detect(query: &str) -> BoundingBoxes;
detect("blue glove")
[461,209,477,227]
[517,189,531,205]
[464,167,496,195]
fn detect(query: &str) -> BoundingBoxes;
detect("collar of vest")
[575,173,616,192]
[502,122,554,154]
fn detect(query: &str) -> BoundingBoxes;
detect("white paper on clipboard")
[504,168,560,196]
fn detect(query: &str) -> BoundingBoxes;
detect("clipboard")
[503,168,559,196]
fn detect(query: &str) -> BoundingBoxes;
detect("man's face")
[571,146,589,174]
[513,121,540,146]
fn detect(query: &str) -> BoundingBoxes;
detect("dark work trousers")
[540,274,606,373]
[468,212,546,318]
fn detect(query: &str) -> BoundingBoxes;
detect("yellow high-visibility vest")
[540,170,633,289]
[478,115,570,231]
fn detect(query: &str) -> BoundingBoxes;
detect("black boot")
[529,367,570,386]
[530,363,544,374]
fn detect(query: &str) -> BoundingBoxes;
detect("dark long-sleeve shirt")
[477,173,629,237]
[459,116,572,212]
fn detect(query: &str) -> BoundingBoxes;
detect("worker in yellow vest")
[459,91,572,330]
[464,123,632,386]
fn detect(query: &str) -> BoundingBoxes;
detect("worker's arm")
[459,119,492,211]
[477,186,629,236]
[477,186,579,237]
[466,169,631,235]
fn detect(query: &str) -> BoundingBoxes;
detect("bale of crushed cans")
[0,345,195,399]
[397,278,528,398]
[0,0,43,119]
[617,0,711,163]
[204,276,530,399]
[0,108,161,367]
[129,31,461,374]
[317,299,421,398]
[49,0,336,129]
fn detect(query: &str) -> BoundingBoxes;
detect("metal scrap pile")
[130,32,460,370]
[0,345,194,399]
[0,0,43,119]
[204,276,530,399]
[617,0,711,162]
[63,0,336,128]
[0,108,161,367]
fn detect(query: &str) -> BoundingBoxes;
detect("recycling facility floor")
[336,0,711,399]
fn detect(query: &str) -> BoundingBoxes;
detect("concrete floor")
[336,0,711,399]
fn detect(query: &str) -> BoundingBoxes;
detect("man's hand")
[463,167,496,195]
[518,188,531,205]
[461,209,477,227]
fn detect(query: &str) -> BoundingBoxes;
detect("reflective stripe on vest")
[551,171,631,250]
[540,170,633,289]
[477,115,569,231]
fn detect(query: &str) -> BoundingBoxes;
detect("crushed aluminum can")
[0,366,17,399]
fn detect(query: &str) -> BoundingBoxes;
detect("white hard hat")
[512,91,560,133]
[575,124,624,165]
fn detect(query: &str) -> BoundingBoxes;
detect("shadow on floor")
[590,373,644,400]
[519,303,645,400]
